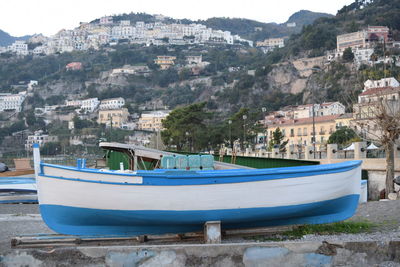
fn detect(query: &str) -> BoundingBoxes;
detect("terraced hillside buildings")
[0,16,253,56]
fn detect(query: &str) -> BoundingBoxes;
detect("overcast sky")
[1,0,354,37]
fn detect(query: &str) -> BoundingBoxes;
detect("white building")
[353,48,374,67]
[256,38,285,49]
[25,131,58,151]
[66,99,83,107]
[293,104,320,119]
[364,77,400,91]
[8,41,28,55]
[81,98,100,112]
[100,16,113,25]
[318,102,346,116]
[99,97,125,110]
[280,102,345,120]
[0,92,26,112]
[186,55,202,65]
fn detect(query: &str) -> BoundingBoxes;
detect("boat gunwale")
[38,161,362,186]
[40,160,362,177]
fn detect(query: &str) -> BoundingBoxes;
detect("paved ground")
[0,200,399,254]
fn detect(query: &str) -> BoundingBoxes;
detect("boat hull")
[40,195,358,236]
[36,161,362,236]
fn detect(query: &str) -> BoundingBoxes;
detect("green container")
[106,150,130,170]
[215,155,319,169]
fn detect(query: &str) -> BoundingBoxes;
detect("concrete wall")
[2,241,399,266]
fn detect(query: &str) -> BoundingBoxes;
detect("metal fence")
[41,155,100,167]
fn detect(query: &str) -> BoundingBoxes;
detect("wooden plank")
[11,225,297,249]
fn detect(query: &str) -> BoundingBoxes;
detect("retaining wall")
[1,240,399,266]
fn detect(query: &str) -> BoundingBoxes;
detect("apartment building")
[25,132,58,151]
[256,38,284,48]
[99,97,125,110]
[336,26,389,54]
[266,115,341,147]
[154,56,177,70]
[137,110,170,131]
[81,98,100,112]
[0,92,26,112]
[8,41,28,56]
[98,108,129,128]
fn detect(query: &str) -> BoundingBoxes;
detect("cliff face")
[267,63,307,94]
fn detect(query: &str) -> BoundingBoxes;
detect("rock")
[388,193,398,200]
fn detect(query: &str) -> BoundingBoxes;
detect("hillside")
[104,10,333,42]
[275,0,400,58]
[0,29,31,46]
[1,0,400,123]
[185,10,333,41]
[285,10,334,27]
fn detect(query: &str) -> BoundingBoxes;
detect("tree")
[342,47,354,62]
[73,115,94,130]
[353,91,400,198]
[161,102,211,152]
[41,142,62,155]
[328,127,359,146]
[268,127,288,152]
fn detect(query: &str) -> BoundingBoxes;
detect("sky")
[1,0,354,37]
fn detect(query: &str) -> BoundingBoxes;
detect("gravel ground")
[0,200,399,254]
[297,199,400,243]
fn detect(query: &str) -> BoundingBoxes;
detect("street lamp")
[228,120,232,149]
[262,107,267,150]
[309,67,322,159]
[242,115,247,150]
[185,131,189,152]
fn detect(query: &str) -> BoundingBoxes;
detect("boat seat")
[188,155,201,170]
[201,155,214,170]
[161,156,176,169]
[175,155,188,170]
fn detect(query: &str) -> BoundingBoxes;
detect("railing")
[367,149,386,158]
[41,155,101,167]
[337,150,354,159]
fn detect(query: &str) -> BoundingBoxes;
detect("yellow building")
[334,113,353,128]
[154,56,176,70]
[266,115,341,147]
[98,108,129,128]
[138,111,170,131]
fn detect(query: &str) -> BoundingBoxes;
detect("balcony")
[319,131,326,135]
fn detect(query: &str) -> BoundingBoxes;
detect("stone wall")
[2,241,399,266]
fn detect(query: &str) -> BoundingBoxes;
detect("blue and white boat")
[0,176,37,204]
[33,144,362,236]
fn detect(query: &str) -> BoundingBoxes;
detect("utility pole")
[243,115,247,151]
[312,102,316,159]
[262,107,267,150]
